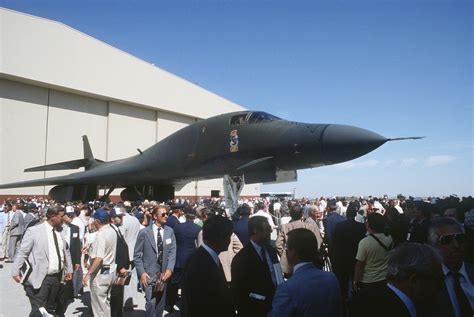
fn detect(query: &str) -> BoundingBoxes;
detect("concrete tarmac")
[0,262,180,317]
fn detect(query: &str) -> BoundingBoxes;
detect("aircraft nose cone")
[322,124,387,164]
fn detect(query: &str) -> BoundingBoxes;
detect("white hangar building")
[0,8,260,201]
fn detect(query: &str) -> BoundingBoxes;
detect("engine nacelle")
[49,184,98,202]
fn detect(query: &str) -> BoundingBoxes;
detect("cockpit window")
[230,112,281,126]
[247,112,281,124]
[230,113,249,125]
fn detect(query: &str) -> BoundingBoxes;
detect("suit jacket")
[275,220,323,274]
[350,284,412,317]
[430,262,474,317]
[233,216,250,245]
[11,222,73,289]
[120,213,141,261]
[231,242,279,317]
[133,224,176,278]
[66,223,82,266]
[174,220,201,268]
[219,233,243,282]
[182,246,235,317]
[333,219,366,273]
[165,214,180,229]
[23,213,36,232]
[10,210,25,236]
[269,263,341,317]
[323,212,346,248]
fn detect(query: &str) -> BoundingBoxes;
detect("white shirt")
[90,224,117,267]
[202,243,220,266]
[61,224,71,248]
[251,210,276,229]
[442,263,474,317]
[71,217,85,244]
[45,222,65,275]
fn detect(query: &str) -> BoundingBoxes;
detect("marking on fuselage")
[230,130,239,152]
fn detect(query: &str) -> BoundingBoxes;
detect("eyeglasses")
[438,233,465,245]
[161,213,168,217]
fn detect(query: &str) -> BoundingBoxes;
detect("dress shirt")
[250,240,276,285]
[293,261,312,274]
[45,221,64,275]
[202,243,220,266]
[71,217,85,243]
[442,263,474,317]
[387,283,416,317]
[61,224,71,248]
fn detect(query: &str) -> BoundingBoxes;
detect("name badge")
[165,238,172,245]
[73,233,78,238]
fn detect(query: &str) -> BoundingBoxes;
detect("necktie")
[157,227,163,267]
[52,229,62,272]
[7,212,10,226]
[451,271,472,317]
[260,246,267,264]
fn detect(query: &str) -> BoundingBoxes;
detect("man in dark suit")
[350,243,444,317]
[56,209,82,316]
[166,207,201,312]
[269,228,342,316]
[134,205,176,317]
[407,201,432,243]
[429,217,474,317]
[231,216,280,317]
[333,207,366,301]
[323,199,345,274]
[165,204,183,229]
[182,215,235,317]
[233,204,251,245]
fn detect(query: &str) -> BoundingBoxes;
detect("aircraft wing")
[0,174,77,189]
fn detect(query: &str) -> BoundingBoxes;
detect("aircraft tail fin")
[24,135,104,172]
[83,135,94,160]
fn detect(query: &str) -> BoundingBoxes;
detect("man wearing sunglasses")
[429,217,473,317]
[134,205,176,317]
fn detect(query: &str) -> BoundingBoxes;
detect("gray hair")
[428,217,465,246]
[386,243,442,281]
[308,205,320,213]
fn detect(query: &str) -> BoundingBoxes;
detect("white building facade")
[0,8,260,200]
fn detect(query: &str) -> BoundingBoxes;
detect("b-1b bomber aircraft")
[0,111,421,202]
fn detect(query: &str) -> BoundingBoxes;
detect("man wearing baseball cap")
[83,208,117,316]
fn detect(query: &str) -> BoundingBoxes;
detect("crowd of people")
[0,194,473,317]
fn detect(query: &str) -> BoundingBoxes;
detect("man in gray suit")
[134,205,176,317]
[9,203,26,261]
[12,205,73,317]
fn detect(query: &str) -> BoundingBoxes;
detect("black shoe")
[0,264,3,268]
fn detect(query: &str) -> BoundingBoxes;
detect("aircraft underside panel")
[120,185,175,202]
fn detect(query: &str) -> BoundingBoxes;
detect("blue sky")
[3,0,472,198]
